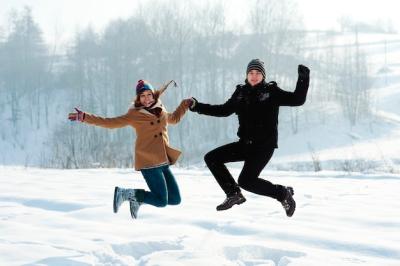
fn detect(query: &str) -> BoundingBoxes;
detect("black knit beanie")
[246,59,266,79]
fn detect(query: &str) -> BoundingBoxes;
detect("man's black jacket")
[190,76,309,148]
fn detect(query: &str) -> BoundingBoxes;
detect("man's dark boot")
[280,186,296,217]
[216,191,246,211]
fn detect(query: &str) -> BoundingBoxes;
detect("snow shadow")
[0,196,87,212]
[285,234,400,260]
[112,240,184,260]
[224,245,305,266]
[22,256,90,266]
[191,220,260,236]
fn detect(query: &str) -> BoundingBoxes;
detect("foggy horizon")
[1,0,399,47]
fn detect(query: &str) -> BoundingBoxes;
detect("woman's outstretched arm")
[68,108,134,129]
[167,99,191,125]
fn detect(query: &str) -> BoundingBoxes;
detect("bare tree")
[137,0,196,153]
[1,7,48,133]
[336,28,372,126]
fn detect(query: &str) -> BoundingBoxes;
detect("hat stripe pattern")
[247,59,266,79]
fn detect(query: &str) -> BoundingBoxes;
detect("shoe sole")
[113,186,119,213]
[216,197,247,211]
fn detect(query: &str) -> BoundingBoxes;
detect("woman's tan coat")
[83,100,188,170]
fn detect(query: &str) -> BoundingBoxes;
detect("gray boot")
[129,200,143,219]
[113,187,136,213]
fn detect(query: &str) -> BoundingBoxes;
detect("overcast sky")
[0,0,399,44]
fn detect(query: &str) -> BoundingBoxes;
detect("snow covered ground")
[1,166,399,266]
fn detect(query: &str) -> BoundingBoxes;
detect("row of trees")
[0,1,375,168]
[0,7,49,135]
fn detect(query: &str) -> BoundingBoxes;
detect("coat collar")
[244,79,267,91]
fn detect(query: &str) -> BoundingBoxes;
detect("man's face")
[247,70,263,86]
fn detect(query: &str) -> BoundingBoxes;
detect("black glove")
[298,64,310,79]
[189,97,198,111]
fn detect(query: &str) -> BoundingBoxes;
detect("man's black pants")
[204,141,286,201]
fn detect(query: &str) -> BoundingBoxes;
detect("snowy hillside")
[270,33,400,173]
[1,167,399,266]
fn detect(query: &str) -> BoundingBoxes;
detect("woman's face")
[139,90,155,107]
[247,70,264,86]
